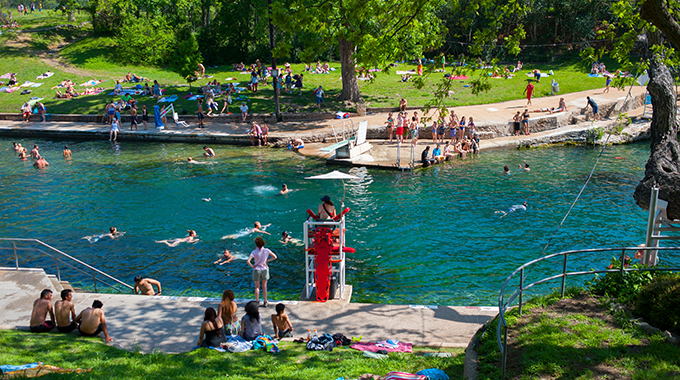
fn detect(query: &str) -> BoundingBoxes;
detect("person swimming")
[279,231,292,244]
[221,222,271,239]
[188,157,208,164]
[518,163,530,171]
[156,230,199,247]
[280,184,290,195]
[496,201,528,218]
[214,249,235,265]
[82,227,125,243]
[503,165,511,176]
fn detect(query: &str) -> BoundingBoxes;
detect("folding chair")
[173,112,189,128]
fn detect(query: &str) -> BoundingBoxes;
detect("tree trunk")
[633,53,680,218]
[339,38,361,102]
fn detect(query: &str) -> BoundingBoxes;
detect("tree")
[273,0,444,102]
[171,24,203,88]
[116,17,174,66]
[57,0,79,22]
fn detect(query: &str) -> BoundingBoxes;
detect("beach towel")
[383,372,427,380]
[253,335,279,354]
[239,72,251,75]
[415,368,450,380]
[187,95,204,101]
[158,95,178,103]
[526,72,550,77]
[224,335,253,353]
[448,75,469,80]
[27,97,43,106]
[0,73,11,79]
[20,81,36,87]
[108,89,141,96]
[80,80,103,87]
[396,70,416,75]
[588,73,604,78]
[350,341,413,353]
[0,362,91,377]
[225,77,238,80]
[31,83,44,87]
[36,72,55,80]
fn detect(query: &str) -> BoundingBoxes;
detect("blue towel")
[1,363,41,374]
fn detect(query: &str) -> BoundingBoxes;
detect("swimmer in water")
[253,221,271,235]
[203,146,215,157]
[82,227,125,243]
[503,165,511,176]
[279,231,292,244]
[280,184,290,195]
[63,146,72,158]
[156,230,198,247]
[496,201,528,218]
[188,157,208,164]
[518,163,530,171]
[214,249,235,265]
[33,157,49,169]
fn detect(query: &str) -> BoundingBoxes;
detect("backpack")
[332,333,351,346]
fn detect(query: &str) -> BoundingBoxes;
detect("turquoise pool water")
[0,137,652,305]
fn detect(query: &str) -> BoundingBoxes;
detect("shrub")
[634,275,680,335]
[115,17,173,66]
[586,256,659,305]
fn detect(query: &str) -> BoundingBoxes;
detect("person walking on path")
[604,75,612,93]
[523,80,534,106]
[247,236,277,307]
[585,96,600,121]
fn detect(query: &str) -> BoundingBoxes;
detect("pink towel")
[350,341,413,353]
[448,75,469,80]
[0,73,11,79]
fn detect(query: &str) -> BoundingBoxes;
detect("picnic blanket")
[158,95,178,103]
[350,341,413,353]
[108,89,142,96]
[0,362,91,377]
[36,72,55,80]
[27,97,43,106]
[0,73,12,79]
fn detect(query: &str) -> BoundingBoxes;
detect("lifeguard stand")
[302,215,348,300]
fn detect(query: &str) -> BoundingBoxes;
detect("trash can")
[328,274,339,299]
[551,80,559,95]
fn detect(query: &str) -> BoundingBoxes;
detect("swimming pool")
[0,138,651,305]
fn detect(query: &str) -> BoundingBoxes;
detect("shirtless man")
[29,289,55,333]
[279,183,290,195]
[156,230,198,247]
[203,146,215,157]
[214,249,234,265]
[54,289,77,333]
[253,221,271,235]
[63,145,72,158]
[30,144,40,159]
[187,157,208,164]
[134,275,162,295]
[33,157,49,169]
[75,300,113,342]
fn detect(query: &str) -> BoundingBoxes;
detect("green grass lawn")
[0,330,464,380]
[0,11,632,118]
[474,291,680,380]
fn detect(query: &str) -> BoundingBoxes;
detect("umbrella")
[305,170,359,206]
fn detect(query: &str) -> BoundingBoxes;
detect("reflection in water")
[0,138,653,305]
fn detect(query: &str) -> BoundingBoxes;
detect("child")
[271,303,294,339]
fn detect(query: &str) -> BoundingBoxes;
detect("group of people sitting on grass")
[196,291,295,348]
[28,288,114,342]
[591,62,609,75]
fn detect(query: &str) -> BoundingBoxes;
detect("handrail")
[0,238,134,293]
[496,246,680,380]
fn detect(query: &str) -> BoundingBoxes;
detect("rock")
[663,330,680,345]
[636,321,662,335]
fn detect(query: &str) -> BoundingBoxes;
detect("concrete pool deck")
[0,268,498,353]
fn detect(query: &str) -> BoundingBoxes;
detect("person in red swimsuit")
[524,81,534,106]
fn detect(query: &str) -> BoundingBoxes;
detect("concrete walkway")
[0,268,498,353]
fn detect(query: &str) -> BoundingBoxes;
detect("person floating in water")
[156,230,198,247]
[279,231,292,244]
[253,221,271,235]
[188,157,208,164]
[82,227,125,243]
[518,163,530,171]
[496,201,528,218]
[214,249,235,265]
[503,165,511,176]
[279,184,290,195]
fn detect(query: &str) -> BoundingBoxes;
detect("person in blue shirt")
[432,145,442,162]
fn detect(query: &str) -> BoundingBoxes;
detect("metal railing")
[0,238,134,294]
[328,119,357,143]
[496,246,680,380]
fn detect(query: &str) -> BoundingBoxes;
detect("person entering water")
[496,201,528,218]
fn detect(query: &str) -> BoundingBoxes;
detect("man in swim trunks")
[33,157,49,169]
[129,105,139,131]
[75,300,113,342]
[203,146,215,157]
[55,289,77,333]
[524,81,534,106]
[30,144,40,159]
[585,96,600,120]
[29,289,55,333]
[134,275,162,295]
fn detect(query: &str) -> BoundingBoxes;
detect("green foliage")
[635,274,680,335]
[89,0,134,33]
[115,16,173,66]
[586,257,660,305]
[171,24,202,87]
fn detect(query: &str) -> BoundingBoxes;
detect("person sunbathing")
[530,107,555,113]
[123,72,132,82]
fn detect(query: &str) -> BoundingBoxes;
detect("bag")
[332,333,351,346]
